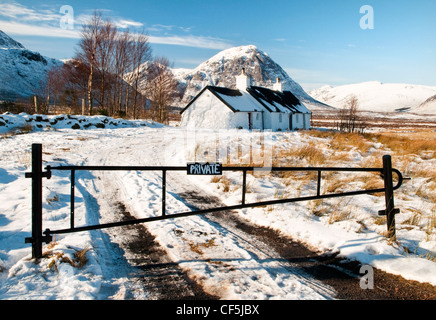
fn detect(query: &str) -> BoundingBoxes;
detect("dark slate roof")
[247,86,305,113]
[180,86,239,114]
[181,85,311,114]
[211,86,242,97]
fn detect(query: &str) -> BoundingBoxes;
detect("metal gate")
[25,143,403,259]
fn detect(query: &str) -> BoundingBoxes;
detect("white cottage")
[180,71,311,131]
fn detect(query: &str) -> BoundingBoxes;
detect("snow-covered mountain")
[309,81,436,114]
[170,45,330,110]
[0,30,62,100]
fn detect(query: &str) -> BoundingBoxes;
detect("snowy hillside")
[309,81,436,114]
[413,94,436,114]
[168,45,330,110]
[0,30,62,100]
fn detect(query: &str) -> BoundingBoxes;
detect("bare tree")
[51,11,152,118]
[75,11,103,115]
[113,29,132,116]
[144,56,178,124]
[39,65,68,113]
[60,60,92,113]
[126,31,152,119]
[94,19,117,113]
[338,95,365,133]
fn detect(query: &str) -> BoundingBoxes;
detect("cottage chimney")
[273,77,282,92]
[236,68,250,91]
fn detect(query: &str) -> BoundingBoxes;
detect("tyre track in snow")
[164,173,336,299]
[88,169,218,300]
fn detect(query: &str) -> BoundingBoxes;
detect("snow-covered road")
[74,126,335,299]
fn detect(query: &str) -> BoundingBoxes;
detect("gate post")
[380,155,399,240]
[25,144,52,259]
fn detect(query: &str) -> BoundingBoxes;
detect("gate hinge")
[25,166,52,179]
[378,208,400,216]
[25,231,53,244]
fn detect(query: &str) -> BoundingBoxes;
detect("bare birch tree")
[338,95,366,133]
[126,31,152,119]
[144,57,178,124]
[75,11,104,115]
[56,11,152,118]
[94,19,117,113]
[113,29,132,116]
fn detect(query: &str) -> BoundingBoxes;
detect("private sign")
[187,163,222,175]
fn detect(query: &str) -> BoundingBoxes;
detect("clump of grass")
[188,239,216,255]
[360,173,384,196]
[425,207,436,241]
[366,132,436,159]
[330,132,372,154]
[309,199,329,217]
[220,176,232,192]
[263,205,275,214]
[323,174,358,194]
[210,175,232,192]
[44,246,90,271]
[274,142,326,167]
[302,129,336,139]
[73,247,90,268]
[328,201,353,224]
[416,182,436,202]
[210,175,221,183]
[401,208,423,228]
[47,193,60,204]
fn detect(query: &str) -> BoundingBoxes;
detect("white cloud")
[0,3,233,50]
[148,35,233,50]
[0,2,60,23]
[0,21,80,39]
[116,19,144,29]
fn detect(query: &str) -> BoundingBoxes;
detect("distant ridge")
[309,81,436,114]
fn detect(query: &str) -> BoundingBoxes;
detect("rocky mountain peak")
[0,30,62,100]
[0,30,24,49]
[173,45,325,109]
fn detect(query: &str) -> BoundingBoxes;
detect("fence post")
[317,170,322,196]
[380,155,399,240]
[162,169,166,216]
[242,169,247,205]
[25,143,52,259]
[70,169,75,229]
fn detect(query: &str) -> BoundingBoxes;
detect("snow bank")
[0,113,164,134]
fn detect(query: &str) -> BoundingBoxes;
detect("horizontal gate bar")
[49,165,386,172]
[47,165,403,192]
[46,185,393,236]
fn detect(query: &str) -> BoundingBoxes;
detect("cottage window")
[256,113,260,120]
[279,113,283,122]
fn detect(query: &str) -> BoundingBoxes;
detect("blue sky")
[1,0,435,90]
